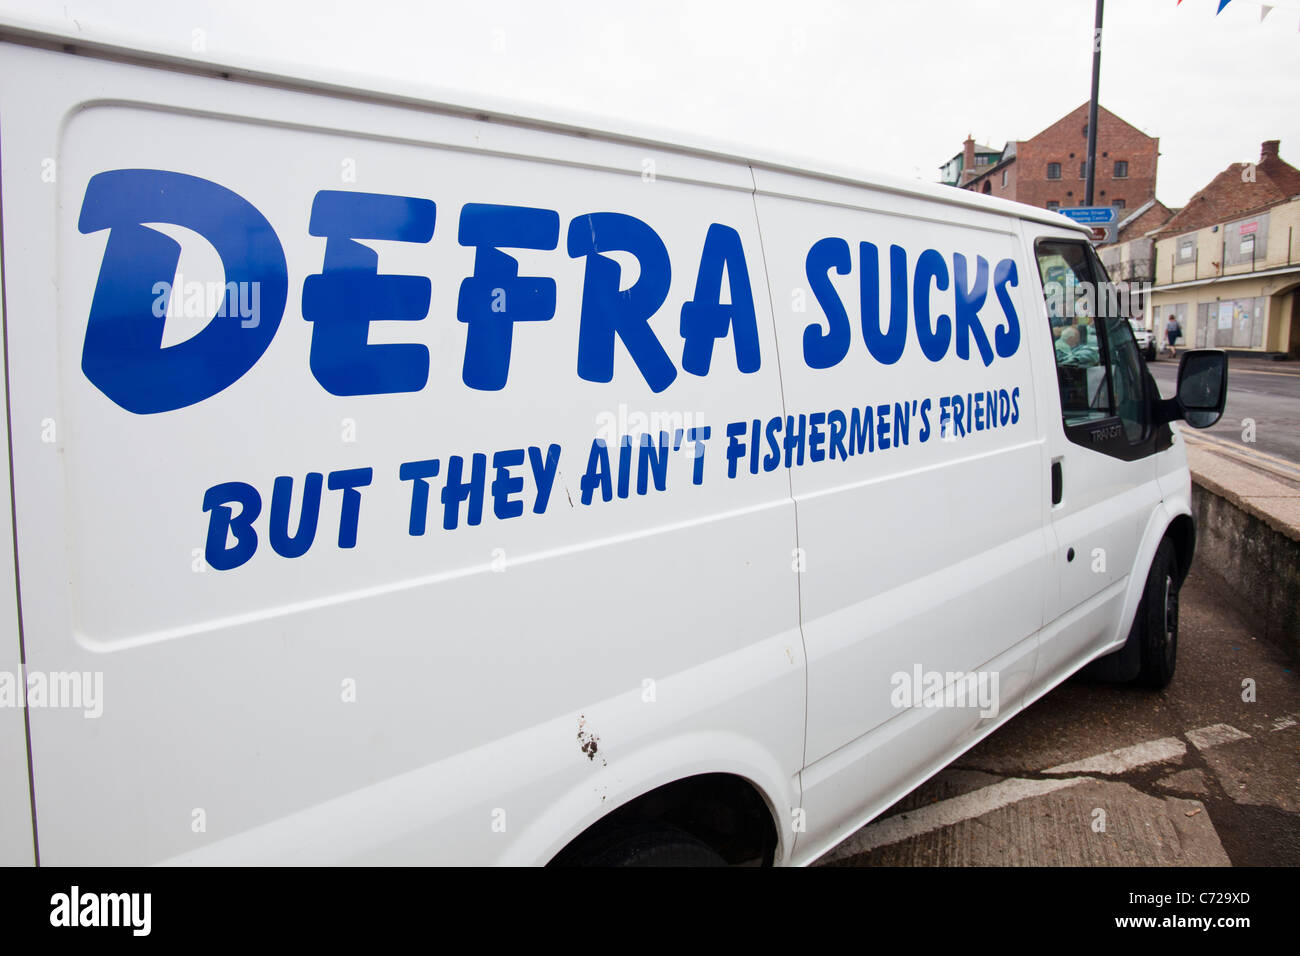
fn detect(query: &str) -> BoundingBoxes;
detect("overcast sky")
[10,0,1300,206]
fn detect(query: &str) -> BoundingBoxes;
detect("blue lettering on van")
[679,224,761,377]
[440,454,486,530]
[992,258,1021,358]
[203,467,373,569]
[803,237,852,369]
[302,190,435,395]
[799,242,1022,370]
[568,212,676,393]
[723,389,1016,478]
[197,382,1023,569]
[328,467,373,547]
[78,170,1027,416]
[269,473,323,559]
[399,458,441,536]
[202,480,262,571]
[913,249,952,362]
[953,254,993,366]
[78,170,288,414]
[859,243,908,365]
[458,204,560,390]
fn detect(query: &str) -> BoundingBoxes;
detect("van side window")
[1086,246,1148,444]
[1037,241,1110,426]
[1100,307,1146,442]
[1035,240,1149,446]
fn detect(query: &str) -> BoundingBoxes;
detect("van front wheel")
[1136,539,1180,689]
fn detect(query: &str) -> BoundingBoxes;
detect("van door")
[751,172,1052,855]
[1025,230,1161,689]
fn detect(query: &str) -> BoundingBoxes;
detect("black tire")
[565,824,726,867]
[1146,345,1157,361]
[1135,539,1180,689]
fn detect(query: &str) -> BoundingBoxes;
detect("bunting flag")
[1176,0,1300,29]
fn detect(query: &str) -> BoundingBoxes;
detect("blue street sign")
[1057,206,1118,225]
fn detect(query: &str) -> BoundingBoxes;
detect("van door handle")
[1051,460,1063,505]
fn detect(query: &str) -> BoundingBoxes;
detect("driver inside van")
[1054,325,1099,367]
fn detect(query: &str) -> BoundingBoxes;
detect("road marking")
[1044,736,1186,775]
[1186,723,1252,750]
[1224,367,1300,378]
[819,776,1087,862]
[824,726,1256,859]
[1180,431,1300,482]
[1153,365,1300,379]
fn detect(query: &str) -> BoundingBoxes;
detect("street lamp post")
[1085,0,1104,207]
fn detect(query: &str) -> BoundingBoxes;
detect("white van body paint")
[0,13,1199,866]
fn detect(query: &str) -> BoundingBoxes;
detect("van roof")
[0,8,1089,236]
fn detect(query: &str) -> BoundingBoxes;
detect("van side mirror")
[1156,349,1227,428]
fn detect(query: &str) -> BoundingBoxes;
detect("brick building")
[939,139,1002,187]
[947,103,1159,216]
[1148,140,1300,355]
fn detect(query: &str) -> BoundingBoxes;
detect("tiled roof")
[1117,199,1174,239]
[1156,149,1300,238]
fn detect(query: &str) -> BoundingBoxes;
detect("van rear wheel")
[562,823,727,867]
[1135,539,1179,689]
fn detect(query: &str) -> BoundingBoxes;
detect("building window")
[1001,169,1008,187]
[1112,199,1126,209]
[1047,201,1060,211]
[1226,216,1267,265]
[982,181,991,194]
[1177,236,1196,262]
[1047,162,1062,180]
[1113,160,1129,178]
[1080,162,1087,179]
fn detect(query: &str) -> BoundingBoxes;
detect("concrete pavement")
[819,564,1299,867]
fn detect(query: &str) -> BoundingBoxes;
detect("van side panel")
[751,171,1052,849]
[2,44,804,864]
[0,212,36,865]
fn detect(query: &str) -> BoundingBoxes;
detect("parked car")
[0,18,1228,867]
[1131,319,1157,361]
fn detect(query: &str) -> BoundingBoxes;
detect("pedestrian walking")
[1164,314,1181,358]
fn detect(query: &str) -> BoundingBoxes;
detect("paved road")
[819,564,1300,866]
[1147,358,1300,475]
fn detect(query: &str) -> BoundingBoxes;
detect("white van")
[0,19,1227,867]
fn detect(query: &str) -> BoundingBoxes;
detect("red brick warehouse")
[947,103,1158,214]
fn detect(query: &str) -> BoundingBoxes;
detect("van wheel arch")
[548,773,779,867]
[1085,520,1193,685]
[1164,514,1195,588]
